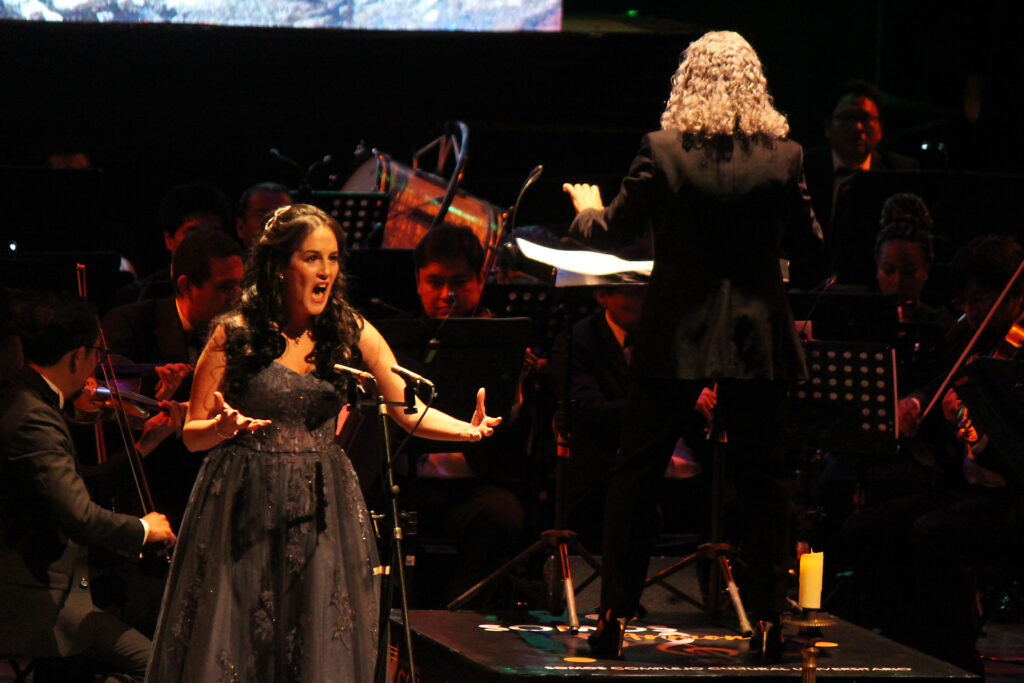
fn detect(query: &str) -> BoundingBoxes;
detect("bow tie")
[834,166,856,176]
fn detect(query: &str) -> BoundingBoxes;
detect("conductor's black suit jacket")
[0,368,145,657]
[572,131,822,383]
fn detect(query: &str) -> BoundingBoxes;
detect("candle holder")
[801,646,820,683]
[785,608,838,646]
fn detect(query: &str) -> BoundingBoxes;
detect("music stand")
[790,340,900,455]
[373,317,531,420]
[787,291,899,344]
[308,190,389,249]
[481,282,602,352]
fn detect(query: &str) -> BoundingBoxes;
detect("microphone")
[333,364,375,382]
[370,297,416,319]
[391,364,435,388]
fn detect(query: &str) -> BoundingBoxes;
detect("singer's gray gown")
[147,362,379,682]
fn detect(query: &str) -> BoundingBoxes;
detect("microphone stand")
[340,370,419,683]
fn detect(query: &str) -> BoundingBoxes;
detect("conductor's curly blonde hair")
[660,31,789,139]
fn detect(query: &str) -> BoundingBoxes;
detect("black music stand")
[373,317,531,420]
[787,291,899,344]
[790,340,900,456]
[308,190,389,249]
[481,282,601,352]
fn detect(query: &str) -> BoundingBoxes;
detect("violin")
[76,263,167,560]
[951,319,1024,447]
[70,376,165,428]
[920,256,1024,424]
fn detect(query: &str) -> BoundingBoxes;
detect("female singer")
[563,30,822,658]
[147,204,500,681]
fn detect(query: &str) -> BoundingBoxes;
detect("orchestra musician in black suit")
[803,79,920,285]
[101,229,243,528]
[563,30,822,658]
[0,292,177,682]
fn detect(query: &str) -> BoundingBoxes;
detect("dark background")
[1,0,1021,285]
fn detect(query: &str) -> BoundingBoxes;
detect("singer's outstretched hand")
[461,387,502,441]
[211,390,272,438]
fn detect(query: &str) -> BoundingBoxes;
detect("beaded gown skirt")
[147,363,380,682]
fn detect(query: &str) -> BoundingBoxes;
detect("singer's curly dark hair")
[220,204,362,399]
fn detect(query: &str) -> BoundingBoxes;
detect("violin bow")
[919,256,1024,421]
[76,263,160,516]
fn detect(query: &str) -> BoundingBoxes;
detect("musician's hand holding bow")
[141,511,177,547]
[941,388,979,444]
[897,396,922,437]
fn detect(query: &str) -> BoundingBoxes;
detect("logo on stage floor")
[476,622,751,645]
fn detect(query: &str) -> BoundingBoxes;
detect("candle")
[799,551,824,609]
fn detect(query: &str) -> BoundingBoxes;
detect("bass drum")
[342,151,504,250]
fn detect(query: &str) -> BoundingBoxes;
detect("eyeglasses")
[833,113,880,127]
[87,345,110,364]
[420,275,477,292]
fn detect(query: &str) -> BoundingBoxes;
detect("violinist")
[102,228,244,527]
[0,291,177,683]
[842,234,1024,675]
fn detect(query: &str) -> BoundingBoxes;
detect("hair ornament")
[265,204,292,233]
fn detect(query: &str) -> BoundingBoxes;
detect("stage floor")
[393,609,977,681]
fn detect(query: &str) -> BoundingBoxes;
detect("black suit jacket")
[0,368,145,657]
[102,296,197,392]
[573,131,822,382]
[803,145,921,251]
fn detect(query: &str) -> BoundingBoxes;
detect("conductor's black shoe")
[748,619,784,661]
[588,609,627,659]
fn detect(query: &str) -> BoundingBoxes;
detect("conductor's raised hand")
[460,387,502,441]
[211,390,272,439]
[562,183,604,214]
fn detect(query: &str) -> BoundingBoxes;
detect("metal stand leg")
[447,528,602,634]
[642,427,753,636]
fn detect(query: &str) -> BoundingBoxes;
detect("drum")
[342,151,505,250]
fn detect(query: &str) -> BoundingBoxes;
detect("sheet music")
[515,237,652,286]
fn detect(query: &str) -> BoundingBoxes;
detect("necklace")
[283,329,309,345]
